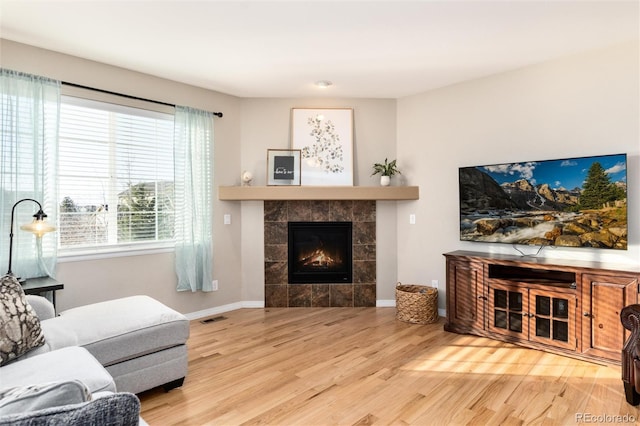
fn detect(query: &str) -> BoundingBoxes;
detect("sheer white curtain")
[0,69,60,279]
[174,106,214,292]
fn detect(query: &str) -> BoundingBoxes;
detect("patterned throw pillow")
[0,275,45,366]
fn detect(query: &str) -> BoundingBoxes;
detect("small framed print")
[267,149,301,186]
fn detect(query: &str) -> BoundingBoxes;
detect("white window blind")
[58,96,175,254]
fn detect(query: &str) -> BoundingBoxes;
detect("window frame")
[57,86,176,260]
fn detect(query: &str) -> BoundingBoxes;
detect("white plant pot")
[380,175,391,186]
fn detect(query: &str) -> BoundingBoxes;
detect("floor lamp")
[6,198,56,279]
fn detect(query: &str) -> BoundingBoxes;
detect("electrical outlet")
[211,280,219,291]
[431,279,438,288]
[223,214,231,225]
[409,214,416,224]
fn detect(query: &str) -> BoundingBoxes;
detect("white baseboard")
[241,300,266,309]
[185,300,264,320]
[186,300,445,320]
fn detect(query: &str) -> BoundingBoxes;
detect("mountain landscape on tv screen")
[459,154,627,250]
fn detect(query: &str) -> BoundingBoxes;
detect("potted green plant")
[371,158,401,186]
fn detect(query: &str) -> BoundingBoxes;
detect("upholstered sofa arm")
[621,304,640,405]
[25,295,55,321]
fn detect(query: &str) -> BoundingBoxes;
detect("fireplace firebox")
[288,222,352,284]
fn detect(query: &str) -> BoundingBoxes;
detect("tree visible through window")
[58,96,175,253]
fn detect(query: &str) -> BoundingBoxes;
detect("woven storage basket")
[395,283,438,324]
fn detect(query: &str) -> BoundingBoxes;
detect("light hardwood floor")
[138,308,640,425]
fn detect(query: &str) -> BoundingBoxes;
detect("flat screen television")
[459,153,627,250]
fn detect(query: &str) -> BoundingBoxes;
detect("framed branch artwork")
[267,149,301,186]
[291,108,354,186]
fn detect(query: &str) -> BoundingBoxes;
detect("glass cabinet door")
[488,283,528,338]
[529,289,576,350]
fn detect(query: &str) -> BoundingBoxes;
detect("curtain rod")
[61,81,223,118]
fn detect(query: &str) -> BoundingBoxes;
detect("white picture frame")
[267,149,301,186]
[291,108,354,186]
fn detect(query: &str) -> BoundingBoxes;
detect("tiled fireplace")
[264,200,376,307]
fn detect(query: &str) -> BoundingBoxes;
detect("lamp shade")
[20,217,56,237]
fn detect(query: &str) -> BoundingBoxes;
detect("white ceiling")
[0,1,638,99]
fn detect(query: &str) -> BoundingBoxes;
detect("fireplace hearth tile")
[353,261,376,284]
[265,285,288,308]
[265,201,287,222]
[288,201,311,221]
[310,201,331,222]
[289,285,312,307]
[353,200,376,222]
[354,284,376,307]
[331,284,354,307]
[265,222,287,244]
[265,244,287,262]
[312,284,330,307]
[329,200,353,221]
[353,222,376,245]
[265,262,287,284]
[353,244,376,261]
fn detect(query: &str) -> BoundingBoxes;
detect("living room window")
[58,95,175,256]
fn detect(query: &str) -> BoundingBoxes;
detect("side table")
[21,276,64,309]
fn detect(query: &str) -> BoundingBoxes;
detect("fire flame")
[300,249,340,268]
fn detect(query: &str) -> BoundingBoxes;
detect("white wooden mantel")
[217,186,419,201]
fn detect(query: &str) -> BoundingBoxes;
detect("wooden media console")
[444,250,640,364]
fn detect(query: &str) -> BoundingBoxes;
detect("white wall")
[397,41,640,310]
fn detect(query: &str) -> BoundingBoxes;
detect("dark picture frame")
[267,149,301,186]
